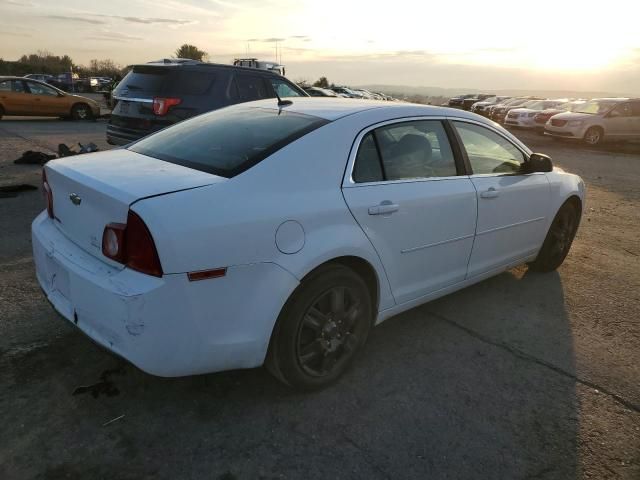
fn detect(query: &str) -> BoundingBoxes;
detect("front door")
[24,81,68,116]
[603,103,634,139]
[451,120,551,277]
[342,119,478,305]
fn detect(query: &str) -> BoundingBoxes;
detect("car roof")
[243,97,489,122]
[129,60,286,77]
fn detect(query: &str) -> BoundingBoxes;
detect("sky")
[1,0,639,94]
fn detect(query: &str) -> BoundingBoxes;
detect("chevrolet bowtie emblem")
[69,193,82,205]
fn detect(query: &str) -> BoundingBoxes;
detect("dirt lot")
[0,119,638,479]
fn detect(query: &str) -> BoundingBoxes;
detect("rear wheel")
[529,200,580,272]
[583,126,603,146]
[266,264,373,390]
[71,103,92,121]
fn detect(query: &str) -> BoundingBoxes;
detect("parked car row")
[463,94,640,145]
[304,85,396,101]
[23,73,113,93]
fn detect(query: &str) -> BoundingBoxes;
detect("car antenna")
[274,89,293,110]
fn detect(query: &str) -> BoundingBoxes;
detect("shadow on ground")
[1,265,579,479]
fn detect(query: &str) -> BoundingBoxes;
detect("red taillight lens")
[42,169,54,219]
[152,97,181,116]
[101,211,163,277]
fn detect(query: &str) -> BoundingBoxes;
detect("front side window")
[129,107,328,178]
[352,120,457,183]
[453,121,525,175]
[234,74,269,102]
[269,78,304,98]
[26,81,57,96]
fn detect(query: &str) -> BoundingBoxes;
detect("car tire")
[528,199,581,273]
[583,126,603,146]
[266,264,373,390]
[71,103,92,121]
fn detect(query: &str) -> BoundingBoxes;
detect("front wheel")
[266,264,373,390]
[583,127,603,146]
[529,200,581,272]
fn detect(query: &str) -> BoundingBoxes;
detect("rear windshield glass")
[129,107,328,177]
[115,67,214,96]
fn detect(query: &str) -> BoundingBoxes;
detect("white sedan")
[33,98,585,390]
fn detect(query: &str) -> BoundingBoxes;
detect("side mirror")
[527,153,553,173]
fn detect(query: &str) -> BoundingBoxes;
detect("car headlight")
[568,120,584,127]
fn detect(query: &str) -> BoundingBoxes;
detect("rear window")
[115,67,214,96]
[128,107,328,177]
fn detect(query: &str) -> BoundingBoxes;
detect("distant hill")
[356,84,632,100]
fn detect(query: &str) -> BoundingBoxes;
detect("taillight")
[152,97,181,116]
[42,169,54,219]
[102,211,163,277]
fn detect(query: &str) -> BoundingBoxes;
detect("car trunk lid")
[45,149,223,266]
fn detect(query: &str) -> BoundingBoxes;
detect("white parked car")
[33,99,585,390]
[504,100,567,129]
[544,98,640,145]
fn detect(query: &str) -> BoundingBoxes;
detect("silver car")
[544,98,640,145]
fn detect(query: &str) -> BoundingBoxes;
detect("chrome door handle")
[480,187,499,199]
[368,202,399,215]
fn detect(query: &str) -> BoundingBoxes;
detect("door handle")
[368,202,399,215]
[480,187,500,199]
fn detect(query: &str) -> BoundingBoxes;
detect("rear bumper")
[32,212,299,377]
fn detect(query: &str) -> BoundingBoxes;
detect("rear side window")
[129,107,328,177]
[0,80,10,91]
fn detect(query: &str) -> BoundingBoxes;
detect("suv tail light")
[102,211,163,277]
[42,169,54,219]
[152,97,181,116]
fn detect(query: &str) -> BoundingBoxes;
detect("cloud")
[248,37,287,43]
[85,32,143,42]
[44,15,106,25]
[94,14,196,25]
[3,0,37,5]
[0,30,32,37]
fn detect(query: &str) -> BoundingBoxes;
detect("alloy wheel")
[296,286,364,377]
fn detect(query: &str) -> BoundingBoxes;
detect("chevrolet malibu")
[33,98,584,390]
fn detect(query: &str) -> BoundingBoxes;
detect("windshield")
[129,107,328,177]
[574,100,617,114]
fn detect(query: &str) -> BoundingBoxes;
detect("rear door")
[342,118,477,305]
[451,120,550,277]
[0,79,31,114]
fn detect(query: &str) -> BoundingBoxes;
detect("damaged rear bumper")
[31,212,299,377]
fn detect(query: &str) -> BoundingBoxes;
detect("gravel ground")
[0,119,638,479]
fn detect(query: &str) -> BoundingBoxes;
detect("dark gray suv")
[107,59,308,145]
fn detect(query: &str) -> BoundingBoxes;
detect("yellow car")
[0,76,100,120]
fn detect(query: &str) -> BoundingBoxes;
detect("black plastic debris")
[72,365,126,398]
[58,142,100,157]
[13,151,57,165]
[0,184,38,198]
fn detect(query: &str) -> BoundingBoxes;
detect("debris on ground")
[13,151,57,165]
[102,414,125,427]
[72,365,126,398]
[0,184,38,198]
[58,142,99,157]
